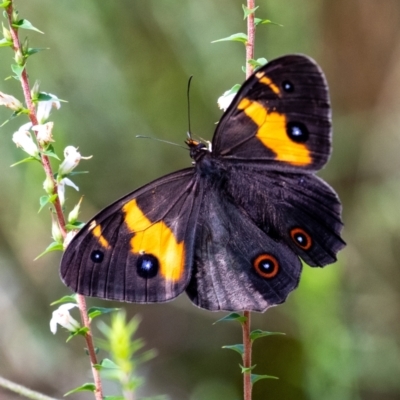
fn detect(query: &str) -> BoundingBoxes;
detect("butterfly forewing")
[212,55,331,171]
[61,169,202,303]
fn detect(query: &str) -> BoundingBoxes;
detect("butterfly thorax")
[187,139,226,182]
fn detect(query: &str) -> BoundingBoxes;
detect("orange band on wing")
[91,223,110,249]
[238,98,311,166]
[255,72,281,95]
[122,199,185,282]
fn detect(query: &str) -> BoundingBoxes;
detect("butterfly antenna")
[187,75,193,140]
[136,135,188,150]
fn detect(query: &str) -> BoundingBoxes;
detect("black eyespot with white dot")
[290,227,312,250]
[91,250,104,263]
[286,121,309,143]
[282,80,294,93]
[137,254,159,279]
[253,254,279,279]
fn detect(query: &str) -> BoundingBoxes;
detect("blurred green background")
[1,1,400,399]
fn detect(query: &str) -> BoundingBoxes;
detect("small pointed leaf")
[240,364,256,373]
[11,63,25,79]
[10,156,40,167]
[248,58,268,69]
[50,294,77,306]
[12,19,44,34]
[242,4,259,19]
[88,306,120,320]
[38,194,57,212]
[212,33,248,44]
[222,344,244,356]
[95,358,119,370]
[254,18,283,27]
[64,383,96,396]
[0,37,12,47]
[26,47,48,56]
[214,312,247,324]
[103,397,125,400]
[250,329,285,342]
[66,326,89,342]
[0,1,12,8]
[65,221,85,230]
[251,374,279,384]
[34,241,63,260]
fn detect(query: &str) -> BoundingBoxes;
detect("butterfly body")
[61,55,345,312]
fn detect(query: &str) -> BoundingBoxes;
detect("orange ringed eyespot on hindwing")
[253,254,279,279]
[290,227,312,250]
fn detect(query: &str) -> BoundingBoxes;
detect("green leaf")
[212,33,248,44]
[88,306,120,320]
[65,221,85,230]
[0,37,12,47]
[95,358,120,370]
[36,92,66,102]
[240,364,256,373]
[11,63,24,79]
[38,194,58,212]
[251,373,279,384]
[12,19,44,34]
[254,18,283,27]
[242,4,259,19]
[0,1,11,8]
[26,47,48,57]
[222,344,244,356]
[64,383,96,396]
[34,241,63,260]
[66,326,89,342]
[248,58,268,69]
[250,329,285,342]
[10,156,40,167]
[50,294,77,306]
[42,145,60,160]
[214,312,247,324]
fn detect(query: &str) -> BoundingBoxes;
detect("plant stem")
[242,2,256,400]
[246,0,256,78]
[5,2,103,399]
[0,376,60,400]
[242,311,252,400]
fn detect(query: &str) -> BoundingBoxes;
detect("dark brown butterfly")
[60,55,345,312]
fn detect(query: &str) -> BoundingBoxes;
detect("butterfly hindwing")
[223,166,345,269]
[212,55,331,171]
[186,186,302,312]
[60,169,202,303]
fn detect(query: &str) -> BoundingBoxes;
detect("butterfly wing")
[212,55,331,171]
[224,167,345,268]
[186,185,302,312]
[60,168,202,303]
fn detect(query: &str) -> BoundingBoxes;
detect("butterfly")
[60,55,345,312]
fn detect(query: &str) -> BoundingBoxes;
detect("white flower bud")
[58,146,92,177]
[12,124,39,157]
[0,91,23,112]
[50,303,80,334]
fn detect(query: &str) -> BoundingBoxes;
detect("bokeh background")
[1,1,400,399]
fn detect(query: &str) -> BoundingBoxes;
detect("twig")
[0,376,60,400]
[5,2,103,399]
[242,1,256,399]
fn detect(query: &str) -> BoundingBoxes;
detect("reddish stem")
[242,2,256,400]
[242,311,252,400]
[246,0,256,78]
[6,3,103,399]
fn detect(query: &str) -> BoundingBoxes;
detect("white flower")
[58,177,79,206]
[217,90,237,111]
[63,230,78,249]
[0,91,23,111]
[12,124,39,157]
[36,93,61,124]
[58,146,92,176]
[32,121,54,145]
[50,303,80,334]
